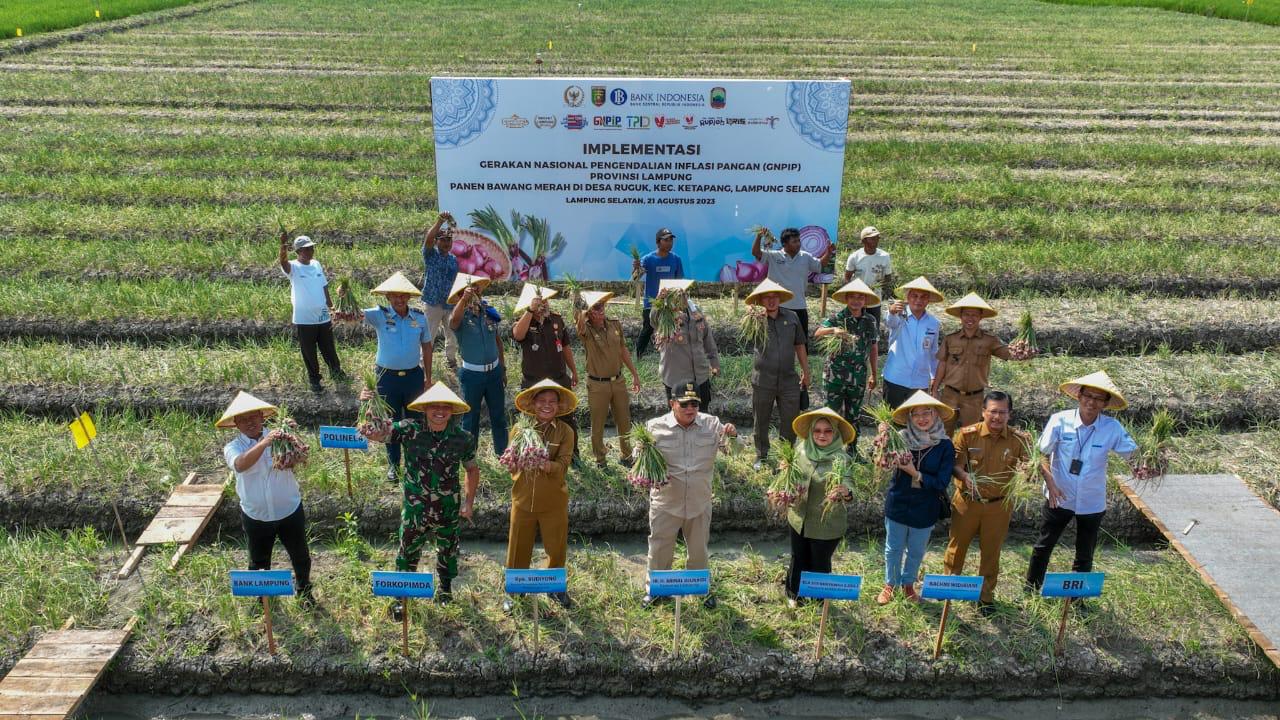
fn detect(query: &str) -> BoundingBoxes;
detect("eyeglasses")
[677,400,700,408]
[1080,392,1109,402]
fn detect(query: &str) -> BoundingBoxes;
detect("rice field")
[3,0,1280,698]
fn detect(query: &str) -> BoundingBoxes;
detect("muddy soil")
[3,313,1279,357]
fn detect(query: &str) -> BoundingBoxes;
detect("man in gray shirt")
[657,279,720,411]
[752,226,833,338]
[745,279,810,469]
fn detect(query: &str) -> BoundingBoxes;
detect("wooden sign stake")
[932,599,952,659]
[344,448,353,500]
[401,597,410,657]
[673,595,682,655]
[820,283,829,316]
[815,598,830,660]
[1055,597,1073,656]
[531,596,541,655]
[263,597,277,655]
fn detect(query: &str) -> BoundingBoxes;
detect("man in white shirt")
[1025,371,1138,591]
[843,226,893,323]
[643,385,737,609]
[881,276,944,409]
[279,232,346,393]
[752,226,833,338]
[218,391,314,606]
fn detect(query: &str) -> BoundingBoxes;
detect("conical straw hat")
[792,406,856,446]
[446,272,492,305]
[580,290,615,309]
[1059,370,1128,411]
[513,282,559,315]
[894,276,945,304]
[407,382,471,415]
[891,390,955,425]
[371,271,421,297]
[514,378,579,417]
[830,278,881,308]
[215,391,277,428]
[944,292,998,319]
[745,278,795,306]
[658,278,694,293]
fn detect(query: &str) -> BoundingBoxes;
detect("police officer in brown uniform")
[575,290,641,468]
[511,283,580,462]
[745,278,810,470]
[930,293,1013,434]
[943,390,1028,615]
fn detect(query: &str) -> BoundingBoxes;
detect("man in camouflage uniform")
[813,278,880,453]
[361,383,478,619]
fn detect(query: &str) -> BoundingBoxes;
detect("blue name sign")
[1041,572,1104,599]
[371,571,435,599]
[648,569,711,597]
[319,425,368,450]
[920,574,983,602]
[230,570,295,597]
[798,572,861,601]
[505,568,567,594]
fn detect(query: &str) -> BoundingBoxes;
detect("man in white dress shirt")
[219,391,315,606]
[1025,371,1137,591]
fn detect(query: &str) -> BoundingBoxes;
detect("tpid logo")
[627,115,650,129]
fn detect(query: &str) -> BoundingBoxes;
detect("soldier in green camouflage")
[813,279,881,453]
[361,383,478,619]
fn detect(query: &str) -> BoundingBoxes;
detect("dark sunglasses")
[677,400,700,408]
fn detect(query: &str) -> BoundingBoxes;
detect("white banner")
[431,76,850,282]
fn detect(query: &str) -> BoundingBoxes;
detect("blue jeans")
[459,366,509,455]
[376,366,423,469]
[884,517,933,586]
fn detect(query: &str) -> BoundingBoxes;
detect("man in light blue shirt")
[219,390,314,606]
[353,272,433,483]
[633,228,684,357]
[881,276,944,409]
[1025,371,1138,591]
[449,273,509,456]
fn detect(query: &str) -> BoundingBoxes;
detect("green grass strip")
[0,0,203,39]
[1040,0,1280,26]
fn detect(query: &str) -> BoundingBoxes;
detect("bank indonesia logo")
[564,85,585,107]
[591,86,606,107]
[431,78,497,148]
[709,86,727,109]
[562,114,586,130]
[609,88,628,106]
[786,81,849,152]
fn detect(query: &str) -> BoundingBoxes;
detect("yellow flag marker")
[69,411,97,449]
[548,40,553,50]
[971,42,976,52]
[15,28,21,37]
[96,9,102,18]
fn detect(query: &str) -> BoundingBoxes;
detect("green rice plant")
[0,0,204,38]
[0,528,111,640]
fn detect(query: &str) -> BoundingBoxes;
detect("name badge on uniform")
[531,343,539,351]
[411,320,419,328]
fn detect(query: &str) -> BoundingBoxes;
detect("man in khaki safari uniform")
[930,293,1014,434]
[575,290,641,468]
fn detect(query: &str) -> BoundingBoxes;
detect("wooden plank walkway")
[117,472,227,578]
[1120,473,1280,668]
[0,617,136,720]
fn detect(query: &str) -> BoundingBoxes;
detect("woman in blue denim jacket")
[878,390,955,604]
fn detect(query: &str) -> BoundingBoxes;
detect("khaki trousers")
[942,490,1013,602]
[423,303,457,364]
[588,377,633,464]
[506,502,568,570]
[647,506,712,571]
[751,382,800,459]
[940,386,984,435]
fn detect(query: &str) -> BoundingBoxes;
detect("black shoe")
[387,466,399,484]
[978,601,998,618]
[331,370,351,384]
[309,381,324,394]
[702,594,718,610]
[297,585,317,609]
[641,593,668,608]
[595,460,608,470]
[551,591,574,609]
[571,456,584,470]
[436,581,453,605]
[388,599,404,622]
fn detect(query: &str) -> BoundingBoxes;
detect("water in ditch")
[80,694,1280,720]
